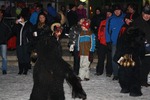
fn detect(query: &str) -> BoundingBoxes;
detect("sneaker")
[18,70,23,75]
[106,74,111,77]
[23,71,28,75]
[94,73,102,76]
[2,70,7,75]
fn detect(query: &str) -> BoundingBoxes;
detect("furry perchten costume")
[29,34,86,100]
[114,27,144,96]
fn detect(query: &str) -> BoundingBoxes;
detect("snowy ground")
[0,65,150,100]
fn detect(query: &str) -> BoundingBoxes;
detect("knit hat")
[142,5,150,14]
[106,9,113,13]
[113,5,122,11]
[81,19,90,29]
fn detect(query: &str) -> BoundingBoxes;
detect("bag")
[117,54,135,67]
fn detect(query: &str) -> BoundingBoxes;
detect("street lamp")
[80,0,86,2]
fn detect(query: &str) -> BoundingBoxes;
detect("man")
[132,5,150,87]
[67,4,79,75]
[105,5,125,80]
[67,4,78,28]
[0,9,11,74]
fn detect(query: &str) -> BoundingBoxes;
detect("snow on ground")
[0,65,150,100]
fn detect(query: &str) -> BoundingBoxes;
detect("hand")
[69,44,75,52]
[89,52,94,63]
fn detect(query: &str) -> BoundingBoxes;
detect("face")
[106,12,112,18]
[96,10,100,15]
[39,15,46,23]
[78,4,84,9]
[127,5,134,13]
[142,12,150,21]
[72,6,76,11]
[20,17,25,23]
[55,31,61,37]
[36,7,41,12]
[114,9,122,16]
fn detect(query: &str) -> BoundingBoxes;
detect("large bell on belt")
[31,50,38,63]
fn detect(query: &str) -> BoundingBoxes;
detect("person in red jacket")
[95,9,113,77]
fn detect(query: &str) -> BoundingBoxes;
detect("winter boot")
[23,63,29,75]
[18,63,23,75]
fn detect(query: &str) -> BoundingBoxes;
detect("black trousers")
[96,43,112,75]
[140,56,150,84]
[16,45,30,63]
[16,45,30,72]
[73,49,80,75]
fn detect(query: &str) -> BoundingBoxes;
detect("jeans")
[0,44,7,71]
[112,45,118,76]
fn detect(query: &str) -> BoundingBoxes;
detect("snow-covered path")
[0,66,150,100]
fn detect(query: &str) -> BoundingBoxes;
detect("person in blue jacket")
[30,4,42,25]
[105,5,125,80]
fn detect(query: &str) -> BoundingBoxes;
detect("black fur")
[29,35,86,100]
[114,27,144,96]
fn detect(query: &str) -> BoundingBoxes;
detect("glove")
[89,52,94,63]
[69,44,75,52]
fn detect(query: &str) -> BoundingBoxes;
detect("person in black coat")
[12,13,33,75]
[67,4,80,75]
[31,12,51,62]
[131,5,150,87]
[90,7,105,37]
[67,4,78,29]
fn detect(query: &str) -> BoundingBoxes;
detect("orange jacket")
[98,20,107,46]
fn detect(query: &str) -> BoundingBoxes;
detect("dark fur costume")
[114,27,145,96]
[29,35,86,100]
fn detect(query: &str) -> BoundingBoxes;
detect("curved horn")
[58,11,66,25]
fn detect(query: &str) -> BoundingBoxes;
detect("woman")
[34,12,51,37]
[12,13,33,75]
[31,12,51,62]
[76,2,87,21]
